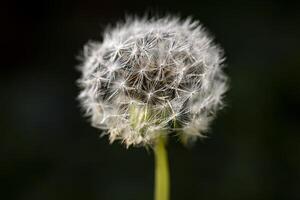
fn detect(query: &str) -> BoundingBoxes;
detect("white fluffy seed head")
[77,15,228,147]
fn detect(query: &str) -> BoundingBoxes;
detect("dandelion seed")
[77,15,228,147]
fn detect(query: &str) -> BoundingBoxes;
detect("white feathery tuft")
[77,15,228,147]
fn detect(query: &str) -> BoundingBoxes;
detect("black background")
[1,0,300,200]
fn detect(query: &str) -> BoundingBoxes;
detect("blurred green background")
[1,0,300,200]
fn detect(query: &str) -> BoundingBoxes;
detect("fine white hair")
[77,15,228,147]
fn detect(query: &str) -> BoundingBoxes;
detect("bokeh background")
[1,0,300,199]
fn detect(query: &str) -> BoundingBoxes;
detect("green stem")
[154,137,170,200]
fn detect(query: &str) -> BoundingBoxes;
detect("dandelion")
[77,15,228,200]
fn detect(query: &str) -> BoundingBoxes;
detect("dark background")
[1,0,300,200]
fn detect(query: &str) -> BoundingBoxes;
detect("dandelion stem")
[154,136,170,200]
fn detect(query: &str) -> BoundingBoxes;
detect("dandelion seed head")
[77,15,228,147]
